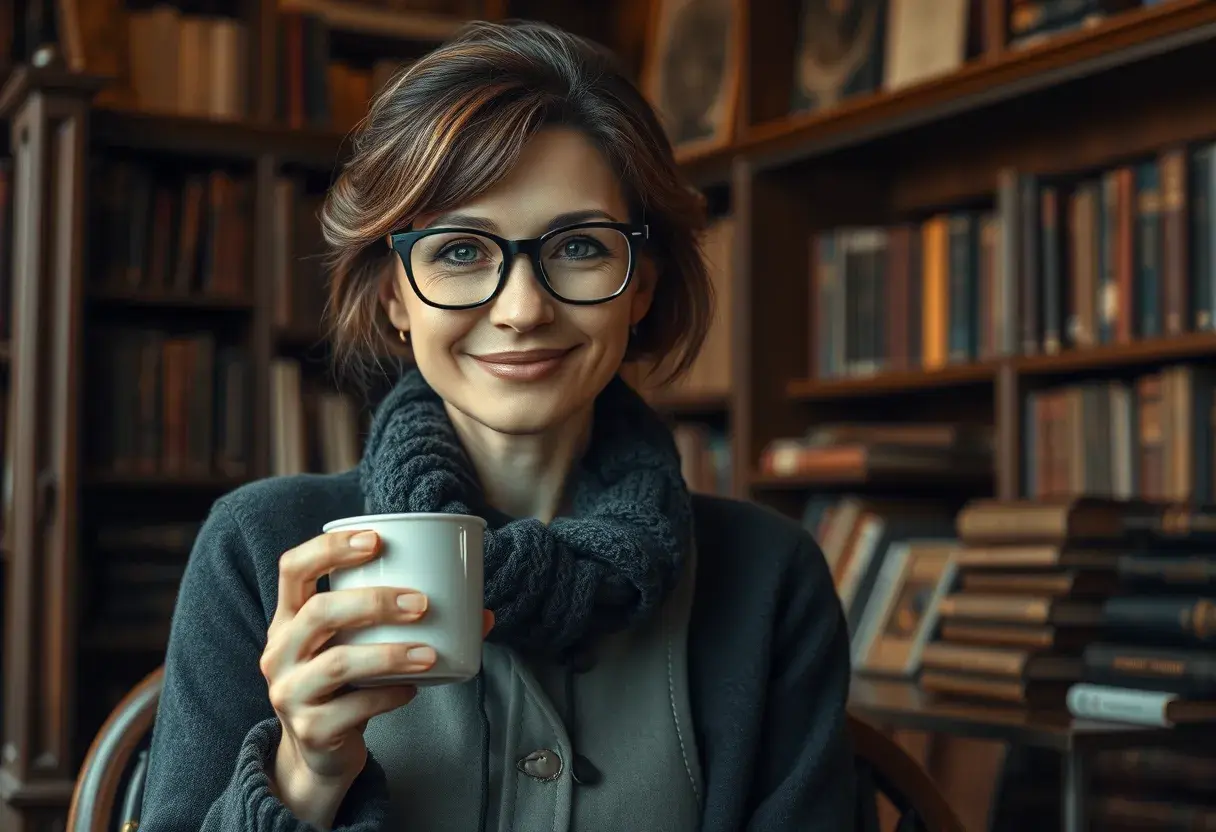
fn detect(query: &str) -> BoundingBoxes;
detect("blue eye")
[558,237,606,259]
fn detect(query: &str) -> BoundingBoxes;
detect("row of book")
[90,160,253,300]
[86,159,333,339]
[811,493,1216,730]
[89,328,251,478]
[809,140,1216,380]
[1025,363,1213,504]
[278,11,410,133]
[1008,145,1216,354]
[271,177,329,335]
[125,5,250,120]
[270,358,363,477]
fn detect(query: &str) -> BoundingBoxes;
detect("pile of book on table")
[914,498,1216,724]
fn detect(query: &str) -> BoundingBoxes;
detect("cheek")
[405,301,479,358]
[569,305,632,352]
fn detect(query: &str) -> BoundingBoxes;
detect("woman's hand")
[259,529,493,828]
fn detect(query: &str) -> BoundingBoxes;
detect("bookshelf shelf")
[280,0,469,42]
[787,363,998,401]
[0,65,107,119]
[737,0,1216,172]
[90,107,347,167]
[1014,332,1216,378]
[88,289,255,312]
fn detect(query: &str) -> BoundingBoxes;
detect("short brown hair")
[320,19,712,385]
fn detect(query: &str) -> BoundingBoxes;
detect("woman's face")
[381,126,654,435]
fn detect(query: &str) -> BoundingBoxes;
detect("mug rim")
[322,512,489,533]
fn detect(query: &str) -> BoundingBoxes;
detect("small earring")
[398,329,409,344]
[629,324,639,339]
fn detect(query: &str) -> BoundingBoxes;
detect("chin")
[456,389,588,435]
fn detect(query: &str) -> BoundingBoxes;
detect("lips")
[469,347,576,382]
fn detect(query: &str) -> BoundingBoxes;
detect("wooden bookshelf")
[2,1,1215,830]
[787,362,999,401]
[1015,331,1216,377]
[786,332,1216,402]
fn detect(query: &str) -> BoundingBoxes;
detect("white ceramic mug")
[322,512,486,686]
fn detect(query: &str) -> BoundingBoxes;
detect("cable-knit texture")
[359,368,693,656]
[208,717,388,831]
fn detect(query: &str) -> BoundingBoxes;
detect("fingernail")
[407,645,436,664]
[349,531,377,551]
[397,593,427,614]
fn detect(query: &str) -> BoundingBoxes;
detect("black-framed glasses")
[387,221,649,310]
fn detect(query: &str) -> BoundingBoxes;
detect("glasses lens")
[409,231,504,307]
[541,227,630,302]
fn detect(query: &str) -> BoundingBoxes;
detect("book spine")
[1102,596,1216,645]
[939,593,1051,622]
[1020,175,1041,354]
[1041,186,1062,353]
[1161,147,1189,335]
[1135,161,1162,338]
[1116,554,1216,588]
[1066,683,1176,727]
[1084,643,1216,696]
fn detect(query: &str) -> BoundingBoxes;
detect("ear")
[379,257,411,334]
[629,256,657,326]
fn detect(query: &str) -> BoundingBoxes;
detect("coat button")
[517,749,563,781]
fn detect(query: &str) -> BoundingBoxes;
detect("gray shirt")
[366,545,703,831]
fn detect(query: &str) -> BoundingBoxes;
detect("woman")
[139,19,855,832]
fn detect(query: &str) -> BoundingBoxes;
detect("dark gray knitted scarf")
[358,368,693,657]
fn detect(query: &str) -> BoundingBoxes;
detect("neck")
[445,402,594,523]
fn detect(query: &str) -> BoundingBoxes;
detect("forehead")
[414,126,629,234]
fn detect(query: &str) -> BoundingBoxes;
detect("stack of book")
[917,498,1150,708]
[759,423,993,486]
[1066,504,1216,726]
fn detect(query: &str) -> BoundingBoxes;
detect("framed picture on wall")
[641,0,741,158]
[789,0,885,116]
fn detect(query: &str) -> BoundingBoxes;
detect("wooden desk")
[848,676,1214,832]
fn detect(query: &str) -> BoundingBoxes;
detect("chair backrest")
[67,666,164,832]
[848,714,967,832]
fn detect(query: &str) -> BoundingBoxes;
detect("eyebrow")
[422,208,621,233]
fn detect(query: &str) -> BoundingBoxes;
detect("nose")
[488,254,555,332]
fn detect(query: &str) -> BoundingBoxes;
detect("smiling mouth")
[469,347,576,381]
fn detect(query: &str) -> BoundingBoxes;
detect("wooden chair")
[67,666,164,832]
[68,668,965,832]
[849,714,968,832]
